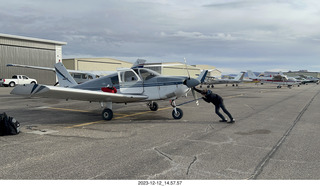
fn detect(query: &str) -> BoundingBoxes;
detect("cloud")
[1,0,320,73]
[160,31,236,41]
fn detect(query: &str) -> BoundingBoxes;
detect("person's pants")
[215,102,233,121]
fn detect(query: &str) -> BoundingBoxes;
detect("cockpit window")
[138,69,159,81]
[120,70,140,82]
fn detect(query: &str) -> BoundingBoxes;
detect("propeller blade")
[184,57,191,79]
[191,88,199,106]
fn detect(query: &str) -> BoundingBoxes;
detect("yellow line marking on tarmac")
[224,94,244,99]
[113,113,128,116]
[45,107,91,113]
[113,107,172,119]
[63,107,173,128]
[65,121,102,129]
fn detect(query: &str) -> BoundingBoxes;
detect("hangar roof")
[0,33,67,45]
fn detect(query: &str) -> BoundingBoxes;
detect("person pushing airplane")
[194,87,235,124]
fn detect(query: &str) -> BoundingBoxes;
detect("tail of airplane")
[247,70,257,79]
[131,59,146,68]
[197,70,208,83]
[54,62,77,87]
[234,72,246,81]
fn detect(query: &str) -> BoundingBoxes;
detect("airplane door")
[118,69,144,94]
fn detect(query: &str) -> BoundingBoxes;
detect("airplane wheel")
[172,108,183,119]
[149,102,158,111]
[102,108,113,120]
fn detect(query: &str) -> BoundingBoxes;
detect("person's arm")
[202,97,210,103]
[193,87,203,94]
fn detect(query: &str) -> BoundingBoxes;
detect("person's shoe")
[228,119,235,123]
[219,120,227,122]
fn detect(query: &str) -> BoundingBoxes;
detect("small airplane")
[247,70,299,88]
[11,59,208,121]
[294,75,319,84]
[200,71,247,88]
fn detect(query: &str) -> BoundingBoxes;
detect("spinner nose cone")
[184,78,200,88]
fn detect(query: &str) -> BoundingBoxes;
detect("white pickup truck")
[0,75,37,87]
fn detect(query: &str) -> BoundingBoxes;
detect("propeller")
[183,58,200,106]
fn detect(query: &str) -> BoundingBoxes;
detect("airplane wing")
[7,64,56,72]
[7,64,114,77]
[11,84,148,103]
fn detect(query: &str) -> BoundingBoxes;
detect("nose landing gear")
[170,100,183,119]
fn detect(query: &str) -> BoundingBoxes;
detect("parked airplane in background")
[7,64,114,84]
[294,75,319,84]
[247,70,299,88]
[11,59,208,121]
[200,71,248,88]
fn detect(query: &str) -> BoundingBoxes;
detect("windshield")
[137,69,160,81]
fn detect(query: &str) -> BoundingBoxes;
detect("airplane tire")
[172,108,183,119]
[149,102,158,111]
[102,108,113,120]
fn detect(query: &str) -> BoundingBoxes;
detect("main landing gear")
[101,102,113,120]
[148,101,158,111]
[102,108,113,120]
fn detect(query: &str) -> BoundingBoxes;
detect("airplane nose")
[184,78,200,88]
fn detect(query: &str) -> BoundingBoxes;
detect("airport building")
[62,58,133,76]
[0,33,66,84]
[140,62,202,78]
[193,65,221,78]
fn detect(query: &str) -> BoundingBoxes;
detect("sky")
[1,0,320,74]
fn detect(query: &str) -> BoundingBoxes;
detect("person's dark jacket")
[194,87,223,106]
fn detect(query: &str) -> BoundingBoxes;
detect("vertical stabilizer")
[197,70,208,83]
[131,59,146,68]
[247,70,257,79]
[54,62,77,87]
[234,72,246,81]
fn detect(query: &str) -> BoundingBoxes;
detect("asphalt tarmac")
[1,83,320,180]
